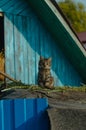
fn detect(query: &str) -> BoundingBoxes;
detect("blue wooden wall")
[3,2,83,86]
[0,98,49,130]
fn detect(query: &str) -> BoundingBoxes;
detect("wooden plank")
[5,0,21,13]
[13,15,23,80]
[0,0,10,7]
[30,17,36,84]
[4,14,10,76]
[26,17,32,84]
[21,16,28,84]
[20,5,34,17]
[39,23,45,57]
[0,0,16,11]
[8,14,15,79]
[14,2,28,14]
[7,0,27,15]
[34,19,41,84]
[4,13,15,78]
[0,71,19,83]
[0,0,31,16]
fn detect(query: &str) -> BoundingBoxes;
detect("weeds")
[4,81,86,93]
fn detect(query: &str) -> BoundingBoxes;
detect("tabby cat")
[38,56,54,89]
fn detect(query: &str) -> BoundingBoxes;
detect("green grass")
[4,81,86,93]
[54,86,86,93]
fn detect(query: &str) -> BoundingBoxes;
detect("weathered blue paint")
[0,0,83,86]
[4,12,83,86]
[0,98,49,130]
[0,0,28,15]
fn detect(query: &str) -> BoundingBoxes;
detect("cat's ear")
[40,56,44,60]
[48,57,52,62]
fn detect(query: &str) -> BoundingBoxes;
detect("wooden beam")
[0,71,19,83]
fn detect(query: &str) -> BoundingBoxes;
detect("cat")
[39,56,51,69]
[38,56,54,89]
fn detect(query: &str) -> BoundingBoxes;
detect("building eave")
[22,0,86,82]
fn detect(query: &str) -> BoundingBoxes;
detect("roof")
[77,32,86,50]
[77,32,86,43]
[0,0,86,82]
[27,0,86,82]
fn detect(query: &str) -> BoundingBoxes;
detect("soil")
[47,107,86,130]
[1,88,86,106]
[1,88,86,130]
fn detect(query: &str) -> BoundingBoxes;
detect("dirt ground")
[1,87,86,130]
[1,88,86,105]
[1,87,86,110]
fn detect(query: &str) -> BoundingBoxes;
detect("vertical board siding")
[4,14,15,79]
[4,10,83,86]
[0,0,28,15]
[0,99,49,130]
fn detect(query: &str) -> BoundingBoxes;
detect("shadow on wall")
[4,5,82,86]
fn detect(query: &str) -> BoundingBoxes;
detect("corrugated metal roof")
[0,99,49,130]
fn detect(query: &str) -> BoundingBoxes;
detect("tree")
[58,0,86,32]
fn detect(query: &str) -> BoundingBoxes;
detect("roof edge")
[45,0,86,57]
[27,0,86,82]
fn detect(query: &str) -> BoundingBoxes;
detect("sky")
[56,0,86,7]
[75,0,86,6]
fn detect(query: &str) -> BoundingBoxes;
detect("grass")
[54,86,86,93]
[0,51,4,81]
[4,81,86,93]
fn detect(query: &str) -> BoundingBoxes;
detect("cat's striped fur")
[38,56,54,89]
